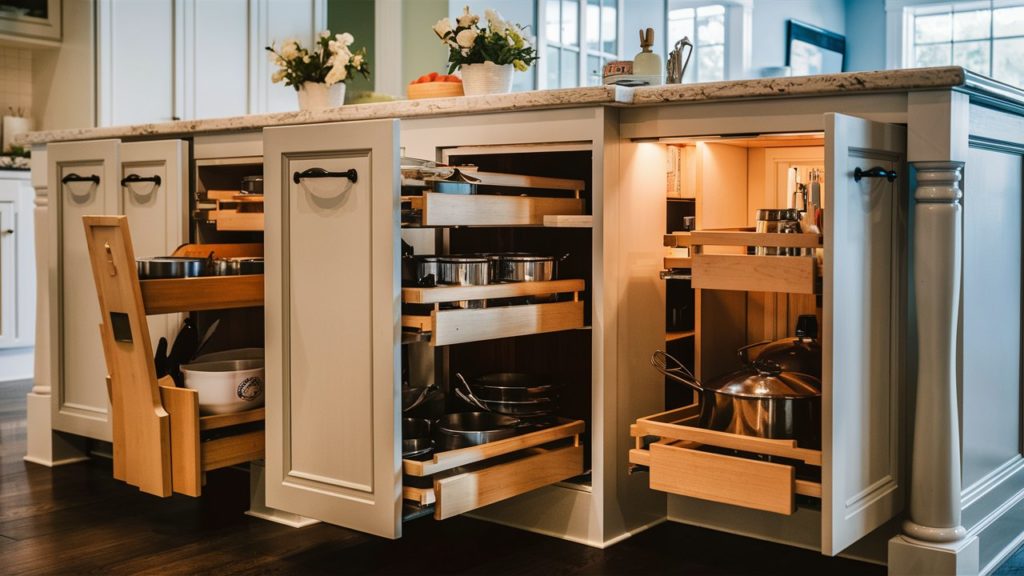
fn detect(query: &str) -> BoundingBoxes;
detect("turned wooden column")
[903,161,966,543]
[30,179,49,397]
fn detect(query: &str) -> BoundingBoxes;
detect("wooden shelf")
[198,408,266,432]
[404,192,585,227]
[665,229,822,249]
[666,330,695,342]
[402,300,584,346]
[542,215,592,228]
[629,405,821,516]
[664,256,692,269]
[140,275,264,315]
[404,419,584,477]
[211,209,264,232]
[402,279,585,304]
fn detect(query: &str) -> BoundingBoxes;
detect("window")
[543,0,618,88]
[891,0,1024,87]
[667,3,726,82]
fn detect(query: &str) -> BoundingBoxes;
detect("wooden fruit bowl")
[407,81,464,100]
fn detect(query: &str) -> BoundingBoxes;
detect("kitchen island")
[21,67,1024,575]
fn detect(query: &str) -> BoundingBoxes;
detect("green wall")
[328,0,375,94]
[401,0,449,87]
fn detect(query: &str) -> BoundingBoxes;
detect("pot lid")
[705,366,821,399]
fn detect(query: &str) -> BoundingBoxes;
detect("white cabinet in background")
[0,172,33,352]
[97,0,326,126]
[47,139,188,441]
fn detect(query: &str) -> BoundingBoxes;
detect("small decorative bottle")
[634,28,663,85]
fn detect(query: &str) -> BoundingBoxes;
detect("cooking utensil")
[749,315,821,376]
[240,175,263,195]
[193,347,264,363]
[193,319,220,360]
[666,36,694,84]
[456,372,560,402]
[435,412,521,450]
[402,438,434,460]
[454,374,559,418]
[402,254,440,287]
[651,347,821,448]
[754,208,802,256]
[497,253,570,283]
[136,256,208,279]
[437,255,489,286]
[154,337,169,378]
[232,257,264,275]
[402,417,432,439]
[402,385,444,419]
[180,358,265,415]
[426,168,480,195]
[167,317,199,386]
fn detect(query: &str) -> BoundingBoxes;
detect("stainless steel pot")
[402,417,432,439]
[241,175,263,195]
[403,255,440,287]
[456,372,560,402]
[137,256,208,279]
[651,347,821,448]
[437,255,489,286]
[232,257,264,275]
[498,253,569,283]
[402,438,434,460]
[754,208,802,256]
[454,373,559,418]
[402,385,444,419]
[435,412,521,450]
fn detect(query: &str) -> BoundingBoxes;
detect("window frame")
[886,0,1024,76]
[538,0,625,89]
[664,0,751,82]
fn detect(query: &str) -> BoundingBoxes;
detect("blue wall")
[844,0,887,71]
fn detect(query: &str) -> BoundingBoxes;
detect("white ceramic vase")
[297,81,346,111]
[459,62,514,96]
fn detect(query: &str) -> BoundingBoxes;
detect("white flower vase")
[460,62,514,96]
[297,81,346,111]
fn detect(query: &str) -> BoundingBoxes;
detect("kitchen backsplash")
[0,47,31,120]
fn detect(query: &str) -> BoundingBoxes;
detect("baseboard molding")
[962,457,1024,574]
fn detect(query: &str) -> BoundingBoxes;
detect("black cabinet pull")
[120,173,162,187]
[292,167,358,185]
[62,173,100,185]
[853,166,897,183]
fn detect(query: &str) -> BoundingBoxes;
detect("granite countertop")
[20,66,1022,146]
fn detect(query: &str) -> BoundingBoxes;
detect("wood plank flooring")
[0,379,909,574]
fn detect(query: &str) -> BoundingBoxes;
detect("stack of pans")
[455,373,560,421]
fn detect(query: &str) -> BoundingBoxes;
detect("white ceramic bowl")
[193,347,265,363]
[181,358,265,415]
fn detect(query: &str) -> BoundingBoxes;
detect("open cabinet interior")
[400,147,594,520]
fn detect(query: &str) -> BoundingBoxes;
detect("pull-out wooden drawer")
[663,230,822,294]
[402,281,586,346]
[404,192,585,227]
[404,419,585,520]
[630,406,821,516]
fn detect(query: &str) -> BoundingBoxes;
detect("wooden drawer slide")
[434,444,583,520]
[649,443,794,515]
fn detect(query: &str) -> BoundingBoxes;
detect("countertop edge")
[25,67,1024,146]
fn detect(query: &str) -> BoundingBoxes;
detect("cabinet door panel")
[120,140,189,347]
[0,201,14,345]
[48,140,121,441]
[823,114,907,554]
[264,120,400,538]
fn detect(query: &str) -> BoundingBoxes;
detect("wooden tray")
[404,192,585,227]
[403,300,584,346]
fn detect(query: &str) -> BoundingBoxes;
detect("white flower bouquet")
[433,6,538,73]
[266,30,370,88]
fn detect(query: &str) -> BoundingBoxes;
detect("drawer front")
[431,300,584,346]
[433,444,583,520]
[649,442,795,515]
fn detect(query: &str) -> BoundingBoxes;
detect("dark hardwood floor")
[0,378,966,575]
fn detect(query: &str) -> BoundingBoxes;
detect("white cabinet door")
[96,0,176,126]
[0,200,14,346]
[48,140,121,441]
[177,0,250,119]
[823,113,907,554]
[264,119,401,538]
[120,140,189,347]
[249,0,326,114]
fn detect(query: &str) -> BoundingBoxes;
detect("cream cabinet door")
[48,140,121,441]
[822,113,907,554]
[120,140,189,347]
[0,199,14,346]
[264,120,401,538]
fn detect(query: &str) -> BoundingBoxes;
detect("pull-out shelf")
[403,419,585,520]
[630,405,821,516]
[663,230,822,294]
[402,280,585,346]
[139,275,264,314]
[403,192,585,227]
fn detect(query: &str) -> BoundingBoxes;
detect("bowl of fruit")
[407,72,464,100]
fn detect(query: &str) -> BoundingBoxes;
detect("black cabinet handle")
[120,173,161,187]
[292,167,358,185]
[62,173,100,185]
[853,166,897,183]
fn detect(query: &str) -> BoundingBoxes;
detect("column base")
[888,534,979,576]
[24,392,89,467]
[246,460,319,528]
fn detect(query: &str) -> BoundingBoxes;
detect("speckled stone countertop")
[21,66,1021,146]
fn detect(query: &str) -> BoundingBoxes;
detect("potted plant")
[433,6,538,96]
[266,31,370,111]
